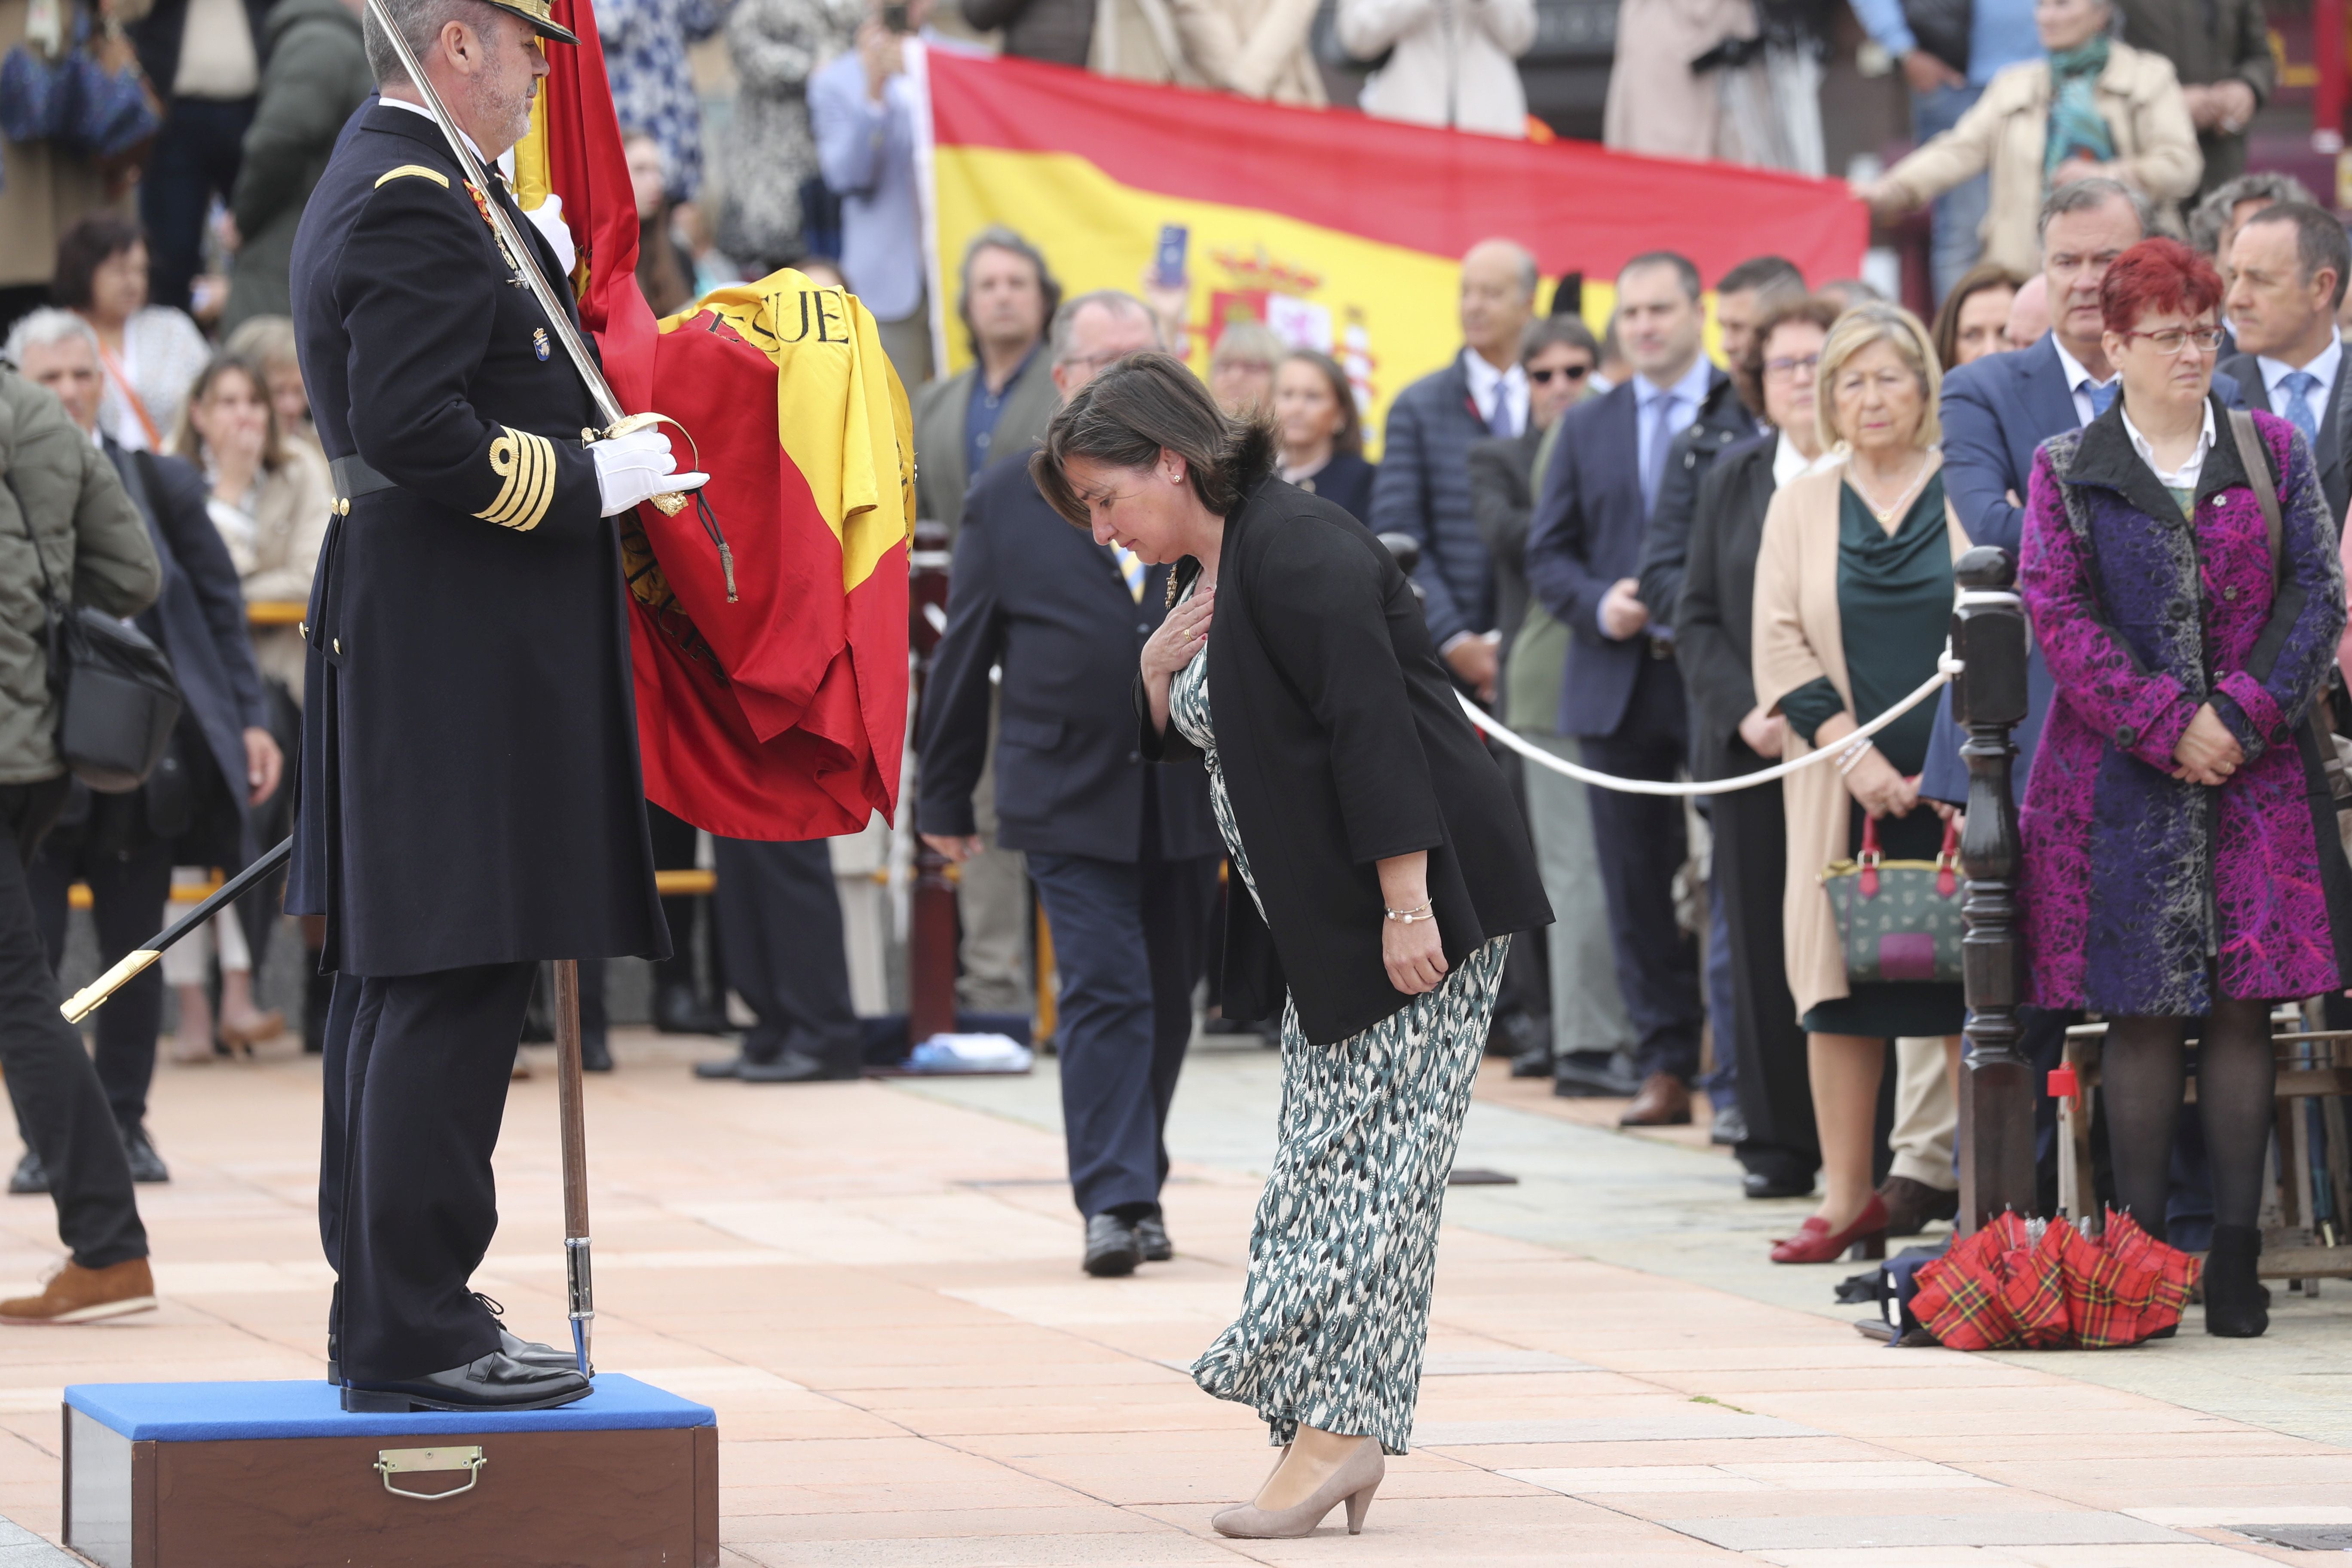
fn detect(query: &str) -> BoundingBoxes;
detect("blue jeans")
[1914,81,1990,304]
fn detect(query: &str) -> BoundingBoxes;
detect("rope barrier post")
[907,518,959,1047]
[1951,545,2035,1235]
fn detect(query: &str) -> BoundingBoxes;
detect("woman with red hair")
[2018,236,2352,1337]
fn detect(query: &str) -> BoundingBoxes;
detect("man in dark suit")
[910,227,1063,1021]
[289,0,692,1412]
[918,291,1220,1280]
[1369,238,1539,704]
[2220,202,2350,521]
[1525,251,1750,1127]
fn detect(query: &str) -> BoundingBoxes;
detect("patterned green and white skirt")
[1190,935,1509,1455]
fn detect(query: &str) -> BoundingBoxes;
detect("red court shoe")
[1770,1194,1890,1265]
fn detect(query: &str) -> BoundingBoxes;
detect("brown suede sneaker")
[0,1259,157,1324]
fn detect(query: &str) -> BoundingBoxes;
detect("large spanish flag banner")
[923,51,1868,449]
[513,0,913,842]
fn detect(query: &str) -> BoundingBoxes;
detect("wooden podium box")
[61,1375,717,1568]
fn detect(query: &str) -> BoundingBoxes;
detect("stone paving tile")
[1664,1512,2200,1551]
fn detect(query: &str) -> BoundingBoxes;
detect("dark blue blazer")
[1920,336,2243,805]
[1366,354,1506,646]
[1297,450,1375,522]
[1525,367,1746,739]
[916,456,1218,864]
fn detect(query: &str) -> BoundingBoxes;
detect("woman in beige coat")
[1089,0,1326,104]
[1752,303,1969,1266]
[1337,0,1535,137]
[1860,0,2200,279]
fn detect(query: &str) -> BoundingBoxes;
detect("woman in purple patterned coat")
[2018,237,2352,1339]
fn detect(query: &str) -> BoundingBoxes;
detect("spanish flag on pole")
[511,0,913,841]
[923,52,1868,448]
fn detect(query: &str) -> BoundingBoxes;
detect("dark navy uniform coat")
[285,101,666,977]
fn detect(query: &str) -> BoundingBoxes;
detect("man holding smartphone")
[811,0,936,382]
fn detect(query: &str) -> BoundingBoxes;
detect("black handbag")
[4,465,182,793]
[1899,0,1971,76]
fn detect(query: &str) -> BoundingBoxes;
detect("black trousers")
[319,962,535,1382]
[1580,658,1703,1084]
[712,837,855,1060]
[26,835,173,1132]
[138,95,253,313]
[1713,769,1818,1182]
[647,802,711,997]
[1025,810,1217,1219]
[0,781,146,1269]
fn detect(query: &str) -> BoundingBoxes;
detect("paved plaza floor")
[0,1030,2346,1565]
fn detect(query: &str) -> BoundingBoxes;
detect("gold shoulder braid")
[478,426,556,531]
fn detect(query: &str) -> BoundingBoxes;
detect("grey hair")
[1208,320,1284,371]
[2189,171,2319,257]
[1047,289,1160,365]
[2,307,99,370]
[2038,177,2152,244]
[1461,239,1540,301]
[362,0,505,85]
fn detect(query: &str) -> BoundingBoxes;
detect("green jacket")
[1504,416,1569,735]
[224,0,373,334]
[0,372,160,784]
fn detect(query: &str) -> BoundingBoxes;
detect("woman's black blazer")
[1141,479,1552,1045]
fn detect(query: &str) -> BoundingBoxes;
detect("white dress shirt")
[1772,432,1831,487]
[2052,337,2119,429]
[2121,399,2216,493]
[1462,347,1529,438]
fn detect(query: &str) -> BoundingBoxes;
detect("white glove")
[592,428,709,518]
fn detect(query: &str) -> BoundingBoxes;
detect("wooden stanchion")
[1952,545,2035,1234]
[906,519,959,1045]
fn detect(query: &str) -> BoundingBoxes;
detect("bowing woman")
[1032,354,1550,1541]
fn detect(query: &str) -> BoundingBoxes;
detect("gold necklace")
[1847,455,1931,524]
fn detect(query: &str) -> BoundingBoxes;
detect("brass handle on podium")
[374,1446,487,1501]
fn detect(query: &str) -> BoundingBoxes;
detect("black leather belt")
[328,453,396,505]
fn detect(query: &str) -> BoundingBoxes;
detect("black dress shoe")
[342,1349,591,1413]
[9,1149,46,1196]
[580,1032,614,1072]
[1134,1215,1173,1262]
[654,983,731,1036]
[1509,1043,1554,1078]
[1709,1104,1749,1146]
[1552,1050,1642,1098]
[120,1125,169,1184]
[1083,1213,1139,1277]
[739,1037,861,1083]
[693,1049,765,1079]
[1743,1170,1814,1200]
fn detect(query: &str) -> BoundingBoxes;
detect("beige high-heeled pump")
[1211,1436,1383,1538]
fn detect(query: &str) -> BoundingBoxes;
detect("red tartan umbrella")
[1911,1211,2200,1350]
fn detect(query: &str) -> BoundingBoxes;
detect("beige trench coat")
[220,441,332,700]
[1750,459,1971,1020]
[1601,0,1756,160]
[1089,0,1326,104]
[1878,40,2202,279]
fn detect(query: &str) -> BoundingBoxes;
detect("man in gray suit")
[912,227,1062,1014]
[2219,202,2351,522]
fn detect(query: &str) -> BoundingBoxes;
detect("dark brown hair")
[1032,352,1277,527]
[1929,262,2023,375]
[1735,295,1841,420]
[52,213,145,312]
[1276,349,1362,457]
[172,354,286,475]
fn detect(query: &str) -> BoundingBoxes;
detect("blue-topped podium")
[63,1375,717,1567]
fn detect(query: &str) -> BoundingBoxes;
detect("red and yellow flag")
[924,52,1869,450]
[514,0,913,841]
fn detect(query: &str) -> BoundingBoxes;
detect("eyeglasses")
[2119,325,2226,357]
[1764,353,1821,380]
[1528,364,1591,385]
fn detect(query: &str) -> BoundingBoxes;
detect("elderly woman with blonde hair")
[1752,302,1972,1265]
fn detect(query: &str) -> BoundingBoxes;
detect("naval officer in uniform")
[288,0,702,1412]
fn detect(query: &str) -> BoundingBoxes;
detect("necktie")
[1489,386,1517,438]
[1110,544,1147,603]
[1642,392,1676,511]
[2282,371,2321,447]
[2086,381,2119,418]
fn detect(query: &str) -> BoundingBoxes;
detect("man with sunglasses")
[288,0,701,1413]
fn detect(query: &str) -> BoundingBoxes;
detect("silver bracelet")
[1384,899,1434,924]
[1835,738,1875,776]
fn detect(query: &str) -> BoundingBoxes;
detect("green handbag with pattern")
[1819,814,1964,986]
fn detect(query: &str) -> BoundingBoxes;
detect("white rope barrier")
[1458,651,1965,798]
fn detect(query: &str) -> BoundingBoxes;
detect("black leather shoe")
[2204,1223,2269,1338]
[9,1149,46,1196]
[1509,1044,1554,1079]
[1709,1104,1748,1147]
[1743,1170,1814,1200]
[580,1032,614,1072]
[739,1041,861,1083]
[1134,1215,1173,1262]
[342,1350,591,1413]
[1552,1050,1642,1098]
[473,1293,581,1370]
[654,983,731,1036]
[693,1049,765,1079]
[1083,1213,1139,1277]
[120,1125,169,1184]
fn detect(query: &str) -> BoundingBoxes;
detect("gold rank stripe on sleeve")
[478,427,557,531]
[373,164,451,189]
